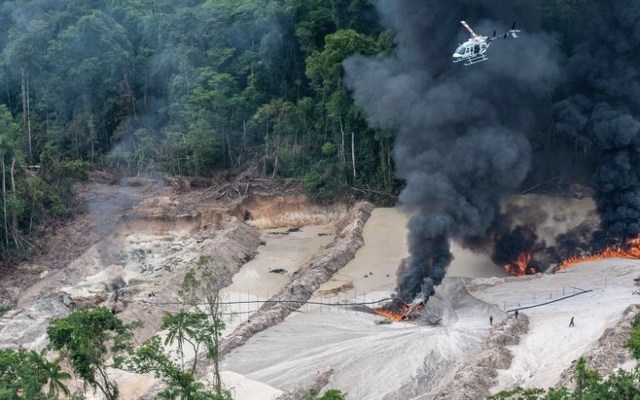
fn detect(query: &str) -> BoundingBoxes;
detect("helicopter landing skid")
[463,53,488,65]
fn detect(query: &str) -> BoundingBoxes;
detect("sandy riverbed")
[222,207,509,399]
[221,205,640,399]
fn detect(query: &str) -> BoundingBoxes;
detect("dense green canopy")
[0,0,606,261]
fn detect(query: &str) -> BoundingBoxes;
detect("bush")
[302,389,346,400]
[0,304,9,317]
[303,160,348,203]
[628,314,640,359]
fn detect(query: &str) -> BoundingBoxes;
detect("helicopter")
[452,21,520,66]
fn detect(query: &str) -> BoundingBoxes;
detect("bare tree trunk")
[272,153,279,178]
[351,130,356,179]
[225,129,232,168]
[242,120,247,151]
[123,72,137,120]
[264,119,269,177]
[5,82,11,112]
[207,294,223,395]
[387,140,392,184]
[144,75,149,110]
[1,155,7,248]
[19,66,33,163]
[20,67,27,153]
[184,62,191,96]
[10,158,18,247]
[271,127,280,179]
[339,116,346,165]
[20,68,26,129]
[26,69,32,164]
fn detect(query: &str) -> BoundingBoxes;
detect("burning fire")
[503,251,536,276]
[372,302,423,321]
[557,237,640,271]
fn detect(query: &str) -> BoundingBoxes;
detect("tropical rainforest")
[0,0,598,262]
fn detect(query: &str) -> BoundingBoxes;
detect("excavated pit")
[4,185,640,400]
[0,181,348,350]
[221,277,504,400]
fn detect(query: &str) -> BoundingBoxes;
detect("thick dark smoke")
[344,0,560,302]
[553,1,640,248]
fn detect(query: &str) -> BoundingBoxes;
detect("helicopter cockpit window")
[455,45,465,55]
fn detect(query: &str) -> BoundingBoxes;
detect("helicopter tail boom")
[488,22,521,42]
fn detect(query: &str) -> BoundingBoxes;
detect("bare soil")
[556,303,640,389]
[436,313,530,400]
[0,172,344,349]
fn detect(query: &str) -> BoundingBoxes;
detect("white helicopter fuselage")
[452,20,520,66]
[452,37,490,64]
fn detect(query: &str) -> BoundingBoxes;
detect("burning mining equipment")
[372,297,442,325]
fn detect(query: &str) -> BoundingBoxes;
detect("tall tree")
[47,307,140,400]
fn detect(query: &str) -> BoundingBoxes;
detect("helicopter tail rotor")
[509,21,520,38]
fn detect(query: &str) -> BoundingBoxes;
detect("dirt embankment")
[556,303,640,389]
[0,177,270,348]
[436,313,530,400]
[0,173,331,348]
[116,215,263,343]
[219,201,374,357]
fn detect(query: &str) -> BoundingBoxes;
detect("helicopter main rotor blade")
[460,20,480,38]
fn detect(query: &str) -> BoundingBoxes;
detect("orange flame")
[503,252,534,276]
[372,303,423,321]
[557,237,640,271]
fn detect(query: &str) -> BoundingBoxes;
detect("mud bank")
[219,201,374,357]
[435,314,530,400]
[221,277,504,400]
[0,210,262,348]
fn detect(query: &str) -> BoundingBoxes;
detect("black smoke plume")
[553,1,640,249]
[345,0,560,302]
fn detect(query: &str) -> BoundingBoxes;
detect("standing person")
[515,309,519,319]
[489,315,493,326]
[569,316,575,327]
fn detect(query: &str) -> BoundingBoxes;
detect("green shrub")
[0,304,9,317]
[628,314,640,359]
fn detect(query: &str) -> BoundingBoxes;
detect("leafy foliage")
[302,389,347,400]
[0,348,69,400]
[627,313,640,359]
[488,358,640,399]
[0,105,85,263]
[0,0,626,233]
[0,0,397,208]
[124,256,231,399]
[47,307,141,400]
[126,335,230,400]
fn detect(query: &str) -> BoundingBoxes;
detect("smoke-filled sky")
[553,1,640,247]
[344,0,562,302]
